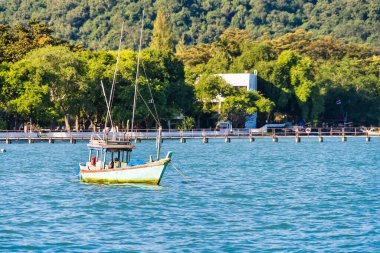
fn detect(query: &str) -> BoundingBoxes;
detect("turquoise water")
[0,138,379,252]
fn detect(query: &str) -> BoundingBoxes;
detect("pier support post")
[28,138,34,144]
[225,137,231,143]
[49,138,54,144]
[6,139,11,144]
[202,137,208,143]
[295,135,301,143]
[272,136,278,142]
[180,137,186,143]
[318,137,323,142]
[249,136,255,142]
[342,136,347,142]
[70,138,76,144]
[366,136,371,142]
[134,138,141,143]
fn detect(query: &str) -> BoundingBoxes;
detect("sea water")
[0,138,379,252]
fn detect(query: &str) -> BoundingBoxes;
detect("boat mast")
[131,11,145,132]
[105,22,124,130]
[130,10,162,160]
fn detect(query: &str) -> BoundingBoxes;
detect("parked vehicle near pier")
[216,121,233,134]
[363,127,380,136]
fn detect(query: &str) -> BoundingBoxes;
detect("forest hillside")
[1,0,379,50]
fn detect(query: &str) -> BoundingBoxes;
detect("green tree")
[290,56,324,123]
[230,42,275,72]
[194,75,235,114]
[175,35,186,56]
[150,10,174,51]
[177,116,196,130]
[1,0,380,49]
[80,49,120,130]
[316,57,380,125]
[2,46,86,131]
[0,21,68,63]
[220,91,273,128]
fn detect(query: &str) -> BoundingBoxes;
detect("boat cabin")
[86,140,135,170]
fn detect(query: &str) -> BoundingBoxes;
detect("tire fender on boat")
[305,128,311,134]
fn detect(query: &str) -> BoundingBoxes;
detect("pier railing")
[0,126,379,141]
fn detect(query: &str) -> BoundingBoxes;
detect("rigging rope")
[101,80,114,129]
[136,87,160,124]
[141,61,160,125]
[131,10,161,130]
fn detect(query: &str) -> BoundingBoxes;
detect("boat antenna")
[105,21,124,129]
[131,10,144,132]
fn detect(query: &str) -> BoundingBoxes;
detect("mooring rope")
[171,163,198,186]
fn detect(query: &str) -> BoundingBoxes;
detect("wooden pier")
[0,127,378,144]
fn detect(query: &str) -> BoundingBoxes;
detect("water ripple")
[0,139,379,251]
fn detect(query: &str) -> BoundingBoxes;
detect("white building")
[218,71,258,128]
[218,70,258,91]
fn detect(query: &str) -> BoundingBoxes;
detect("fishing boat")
[78,11,172,185]
[79,136,172,184]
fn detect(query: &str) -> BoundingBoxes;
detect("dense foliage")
[0,0,379,50]
[0,21,194,131]
[0,17,379,130]
[179,28,380,126]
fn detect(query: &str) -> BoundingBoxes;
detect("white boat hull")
[79,158,170,185]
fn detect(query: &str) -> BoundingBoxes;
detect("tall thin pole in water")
[131,11,144,132]
[156,126,162,160]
